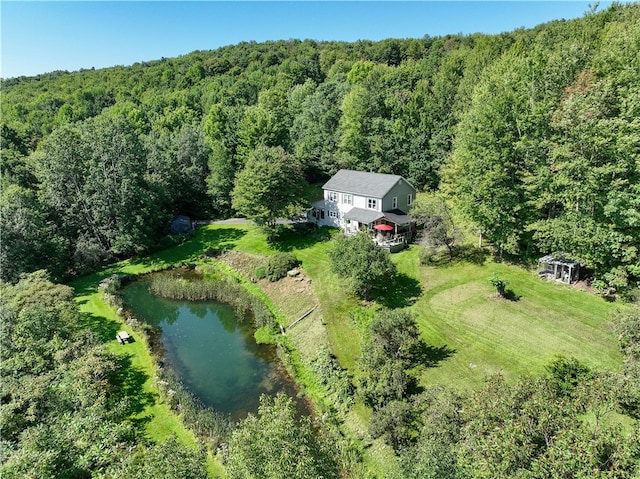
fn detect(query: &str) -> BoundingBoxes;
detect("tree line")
[2,3,639,289]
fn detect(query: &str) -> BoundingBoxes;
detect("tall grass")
[155,366,233,450]
[149,274,275,328]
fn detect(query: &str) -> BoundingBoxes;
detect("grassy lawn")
[71,222,623,478]
[392,246,622,390]
[73,274,199,445]
[129,223,621,390]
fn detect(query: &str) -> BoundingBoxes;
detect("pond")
[121,275,302,420]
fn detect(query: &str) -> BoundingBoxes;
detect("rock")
[287,268,300,277]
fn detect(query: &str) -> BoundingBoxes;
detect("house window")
[342,193,352,205]
[392,196,398,209]
[367,198,378,210]
[407,194,413,206]
[328,191,338,202]
[328,210,338,218]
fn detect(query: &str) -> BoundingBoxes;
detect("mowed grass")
[73,277,199,447]
[71,222,623,479]
[69,222,624,479]
[192,224,622,386]
[393,246,623,390]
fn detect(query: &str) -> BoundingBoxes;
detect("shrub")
[254,325,278,344]
[328,232,396,300]
[255,266,267,280]
[489,273,509,297]
[310,347,354,410]
[265,253,299,282]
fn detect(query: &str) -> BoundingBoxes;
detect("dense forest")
[2,4,640,477]
[2,2,639,292]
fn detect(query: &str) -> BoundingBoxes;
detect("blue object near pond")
[170,215,191,235]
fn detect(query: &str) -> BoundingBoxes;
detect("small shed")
[171,215,191,235]
[538,254,581,284]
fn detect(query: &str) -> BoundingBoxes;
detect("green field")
[394,247,622,390]
[204,225,622,384]
[72,223,623,477]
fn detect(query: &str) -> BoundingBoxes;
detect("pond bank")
[120,270,308,420]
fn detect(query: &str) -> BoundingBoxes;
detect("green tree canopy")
[231,145,308,234]
[328,231,397,300]
[226,394,339,479]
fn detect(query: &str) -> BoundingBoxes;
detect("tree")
[442,51,535,258]
[489,273,509,298]
[0,272,139,478]
[612,306,640,416]
[0,184,68,282]
[290,78,348,180]
[204,103,243,216]
[111,437,208,479]
[529,73,640,290]
[145,121,211,217]
[357,309,423,407]
[327,231,396,300]
[35,115,156,272]
[366,308,423,362]
[231,146,308,235]
[369,399,415,451]
[398,387,465,479]
[411,193,460,260]
[226,394,339,479]
[458,373,640,479]
[236,88,291,160]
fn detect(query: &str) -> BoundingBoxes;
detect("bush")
[254,325,278,344]
[310,347,354,410]
[419,248,434,265]
[489,273,509,297]
[265,253,299,282]
[328,232,396,300]
[255,266,267,280]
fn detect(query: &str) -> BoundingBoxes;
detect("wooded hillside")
[2,3,639,291]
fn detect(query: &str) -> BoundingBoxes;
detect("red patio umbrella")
[374,224,394,231]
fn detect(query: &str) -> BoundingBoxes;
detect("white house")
[310,169,416,243]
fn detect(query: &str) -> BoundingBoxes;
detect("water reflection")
[121,276,302,420]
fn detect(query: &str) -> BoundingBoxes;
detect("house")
[310,169,416,248]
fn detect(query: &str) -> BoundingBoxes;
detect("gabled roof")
[322,169,414,198]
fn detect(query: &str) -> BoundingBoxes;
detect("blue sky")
[1,1,618,78]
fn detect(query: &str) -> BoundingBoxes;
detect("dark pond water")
[121,276,302,420]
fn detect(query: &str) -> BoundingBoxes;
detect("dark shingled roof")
[343,208,384,224]
[322,169,411,198]
[383,209,411,226]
